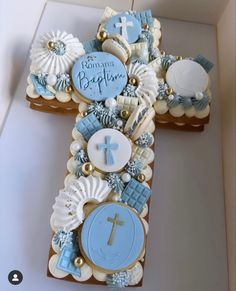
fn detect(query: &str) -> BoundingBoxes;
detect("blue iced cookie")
[80,202,145,273]
[105,13,142,44]
[71,52,127,101]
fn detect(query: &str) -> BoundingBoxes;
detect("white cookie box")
[0,1,235,291]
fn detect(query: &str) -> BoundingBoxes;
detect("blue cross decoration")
[97,136,119,165]
[105,13,141,43]
[121,179,152,213]
[30,74,54,96]
[76,113,102,141]
[56,245,81,277]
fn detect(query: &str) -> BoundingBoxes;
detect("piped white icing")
[30,30,85,75]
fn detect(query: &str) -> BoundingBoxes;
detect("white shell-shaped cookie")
[26,84,40,98]
[126,63,158,106]
[52,176,111,232]
[48,255,68,278]
[127,262,143,286]
[72,263,93,281]
[30,30,85,75]
[93,269,107,281]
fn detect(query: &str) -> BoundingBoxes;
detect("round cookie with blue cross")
[71,52,128,102]
[80,202,145,273]
[87,128,132,173]
[105,13,142,44]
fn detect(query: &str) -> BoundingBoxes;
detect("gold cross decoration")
[107,213,124,245]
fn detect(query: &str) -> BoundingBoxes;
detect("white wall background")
[217,0,236,290]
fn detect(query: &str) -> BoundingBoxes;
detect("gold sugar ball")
[47,41,55,49]
[128,77,138,86]
[143,23,149,30]
[137,173,146,182]
[82,162,94,175]
[177,56,183,60]
[80,111,88,117]
[160,50,166,56]
[120,110,130,120]
[165,88,173,96]
[65,85,73,93]
[74,256,84,267]
[97,30,108,41]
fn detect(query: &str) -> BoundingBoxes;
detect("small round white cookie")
[48,254,68,278]
[127,262,143,286]
[87,128,132,173]
[184,106,196,118]
[72,263,93,281]
[166,59,209,97]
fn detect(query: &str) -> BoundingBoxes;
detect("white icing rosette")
[126,63,158,106]
[30,30,85,75]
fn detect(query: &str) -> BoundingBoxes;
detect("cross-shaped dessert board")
[0,2,229,290]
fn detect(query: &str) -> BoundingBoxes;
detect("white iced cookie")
[127,262,143,286]
[48,255,68,278]
[72,263,93,281]
[30,30,85,75]
[87,128,132,173]
[126,63,158,106]
[154,100,169,114]
[102,34,131,63]
[166,59,209,97]
[52,176,111,231]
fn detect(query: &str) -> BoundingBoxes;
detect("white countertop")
[0,2,228,291]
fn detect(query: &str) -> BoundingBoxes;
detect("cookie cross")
[115,16,133,40]
[97,135,119,165]
[107,213,124,245]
